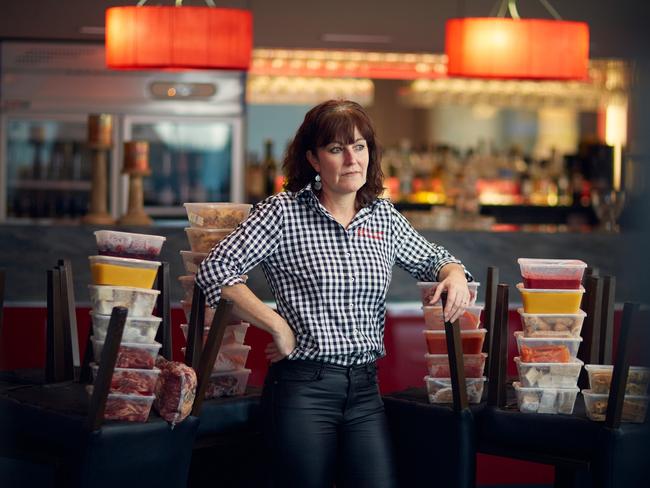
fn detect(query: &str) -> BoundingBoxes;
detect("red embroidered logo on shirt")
[357,228,383,240]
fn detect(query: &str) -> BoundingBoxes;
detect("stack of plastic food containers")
[514,258,587,415]
[582,365,650,422]
[180,202,254,398]
[418,281,487,404]
[88,230,166,422]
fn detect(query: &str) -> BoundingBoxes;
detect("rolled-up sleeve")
[196,196,284,307]
[391,205,473,282]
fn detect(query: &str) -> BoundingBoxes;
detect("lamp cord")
[491,0,563,20]
[136,0,217,6]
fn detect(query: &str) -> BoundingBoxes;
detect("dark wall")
[0,1,646,60]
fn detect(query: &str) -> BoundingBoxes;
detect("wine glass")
[591,189,626,232]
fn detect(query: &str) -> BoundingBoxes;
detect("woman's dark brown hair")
[283,99,384,208]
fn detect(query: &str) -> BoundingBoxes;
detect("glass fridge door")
[124,116,243,217]
[1,115,106,222]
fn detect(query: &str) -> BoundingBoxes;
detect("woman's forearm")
[437,263,467,282]
[221,283,290,338]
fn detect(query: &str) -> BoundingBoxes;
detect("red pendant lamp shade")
[105,6,252,70]
[445,18,589,80]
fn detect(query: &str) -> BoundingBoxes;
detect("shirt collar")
[294,182,382,228]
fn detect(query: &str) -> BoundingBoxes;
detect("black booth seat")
[0,382,265,488]
[383,388,484,488]
[478,395,604,461]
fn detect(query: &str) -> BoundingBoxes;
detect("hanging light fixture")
[105,0,252,70]
[445,0,589,80]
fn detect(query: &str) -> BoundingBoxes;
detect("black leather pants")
[261,358,398,488]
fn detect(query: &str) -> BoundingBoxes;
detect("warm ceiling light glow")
[445,18,589,80]
[105,5,252,70]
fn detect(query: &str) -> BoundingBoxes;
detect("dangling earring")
[313,173,322,191]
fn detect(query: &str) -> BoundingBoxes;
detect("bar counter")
[0,224,640,305]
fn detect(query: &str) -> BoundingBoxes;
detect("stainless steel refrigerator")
[0,40,246,222]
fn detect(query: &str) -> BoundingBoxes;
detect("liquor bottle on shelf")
[245,151,265,202]
[263,139,277,197]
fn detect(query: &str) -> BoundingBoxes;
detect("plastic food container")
[103,392,155,422]
[90,363,161,395]
[514,332,582,363]
[513,382,579,414]
[181,344,251,372]
[185,227,233,253]
[88,285,160,317]
[518,258,587,290]
[424,353,487,378]
[184,202,252,228]
[424,376,486,404]
[91,337,161,369]
[178,275,196,302]
[584,364,650,395]
[91,312,161,344]
[205,368,251,399]
[514,357,583,388]
[422,305,482,330]
[423,329,487,355]
[180,300,214,327]
[518,308,586,338]
[89,255,161,289]
[180,322,249,346]
[516,283,585,314]
[180,250,208,275]
[417,282,480,306]
[94,230,165,261]
[582,389,649,423]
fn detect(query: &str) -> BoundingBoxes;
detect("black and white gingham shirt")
[196,184,472,366]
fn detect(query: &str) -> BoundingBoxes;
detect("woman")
[197,99,473,487]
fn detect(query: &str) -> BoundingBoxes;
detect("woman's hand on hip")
[431,264,471,323]
[266,321,296,362]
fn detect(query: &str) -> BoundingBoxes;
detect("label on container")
[188,213,205,227]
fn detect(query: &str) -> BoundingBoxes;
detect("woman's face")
[307,127,369,198]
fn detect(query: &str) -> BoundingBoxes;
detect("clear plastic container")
[514,357,583,388]
[90,363,161,395]
[582,389,649,423]
[423,329,487,355]
[180,322,249,346]
[516,283,585,314]
[91,337,161,370]
[183,202,252,228]
[180,250,208,275]
[205,368,251,399]
[103,392,155,422]
[178,275,196,302]
[513,381,579,414]
[88,285,160,317]
[584,364,650,395]
[180,300,214,327]
[91,312,161,343]
[181,344,251,372]
[515,332,582,363]
[424,376,486,404]
[185,227,233,253]
[517,258,587,290]
[518,308,586,338]
[416,282,480,306]
[94,230,165,261]
[424,353,487,378]
[422,305,482,330]
[89,255,161,289]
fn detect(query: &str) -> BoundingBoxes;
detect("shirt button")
[350,276,355,282]
[353,328,359,335]
[349,303,354,308]
[344,252,351,258]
